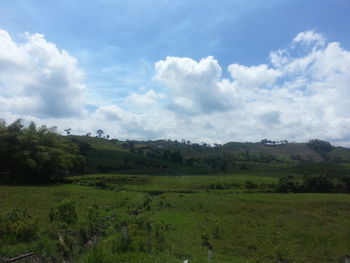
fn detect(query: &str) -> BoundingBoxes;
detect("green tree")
[0,119,85,184]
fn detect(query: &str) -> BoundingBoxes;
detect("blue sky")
[1,0,350,144]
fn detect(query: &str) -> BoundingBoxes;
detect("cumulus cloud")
[2,28,350,146]
[126,89,165,106]
[152,31,350,145]
[0,30,85,118]
[228,64,281,88]
[154,56,237,113]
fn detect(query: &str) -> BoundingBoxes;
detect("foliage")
[0,208,37,242]
[0,119,86,184]
[245,180,258,189]
[307,139,333,161]
[96,129,104,138]
[1,176,350,262]
[303,174,334,193]
[61,134,350,177]
[113,222,132,252]
[308,139,333,152]
[275,176,304,193]
[49,199,78,224]
[276,174,350,193]
[33,237,58,260]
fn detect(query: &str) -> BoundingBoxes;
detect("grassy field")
[67,173,278,193]
[1,173,350,263]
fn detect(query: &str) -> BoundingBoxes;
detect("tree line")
[0,119,85,184]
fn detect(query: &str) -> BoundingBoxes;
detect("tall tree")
[96,129,104,138]
[0,120,85,184]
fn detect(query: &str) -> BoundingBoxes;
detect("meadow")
[1,173,350,263]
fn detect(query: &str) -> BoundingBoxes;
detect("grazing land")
[1,173,350,263]
[1,122,350,262]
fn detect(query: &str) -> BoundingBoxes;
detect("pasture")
[1,173,350,262]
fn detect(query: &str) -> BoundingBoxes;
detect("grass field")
[1,173,350,263]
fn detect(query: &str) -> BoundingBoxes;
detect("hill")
[222,142,323,162]
[68,136,350,176]
[68,136,183,174]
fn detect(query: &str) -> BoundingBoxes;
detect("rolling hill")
[68,136,350,175]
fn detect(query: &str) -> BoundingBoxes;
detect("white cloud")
[228,64,281,88]
[126,89,165,106]
[151,31,350,145]
[0,30,86,118]
[154,56,237,113]
[293,30,325,47]
[2,29,350,146]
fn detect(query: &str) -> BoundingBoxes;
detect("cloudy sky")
[1,0,350,145]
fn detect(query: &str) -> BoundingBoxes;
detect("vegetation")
[1,120,350,262]
[276,174,350,193]
[1,176,350,262]
[2,119,350,184]
[0,120,85,184]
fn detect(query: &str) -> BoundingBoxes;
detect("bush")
[245,180,258,189]
[208,182,227,190]
[34,238,57,260]
[0,208,37,242]
[334,176,350,193]
[303,175,334,193]
[275,175,342,193]
[308,139,333,152]
[275,176,303,193]
[86,204,105,237]
[49,199,78,224]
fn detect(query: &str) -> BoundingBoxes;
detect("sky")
[1,0,350,145]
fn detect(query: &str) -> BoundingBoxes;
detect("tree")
[0,118,6,126]
[307,139,333,161]
[0,120,85,184]
[308,139,332,152]
[96,129,104,138]
[170,151,183,163]
[64,128,71,136]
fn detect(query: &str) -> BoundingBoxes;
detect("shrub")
[86,204,105,237]
[245,180,258,189]
[275,176,303,193]
[208,182,228,190]
[49,199,78,224]
[112,222,132,252]
[0,208,37,242]
[276,175,339,193]
[302,175,334,193]
[34,238,57,260]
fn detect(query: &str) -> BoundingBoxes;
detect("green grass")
[68,173,277,193]
[1,174,350,262]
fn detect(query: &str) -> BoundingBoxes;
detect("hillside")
[68,136,179,174]
[68,136,350,176]
[2,135,350,262]
[222,142,324,162]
